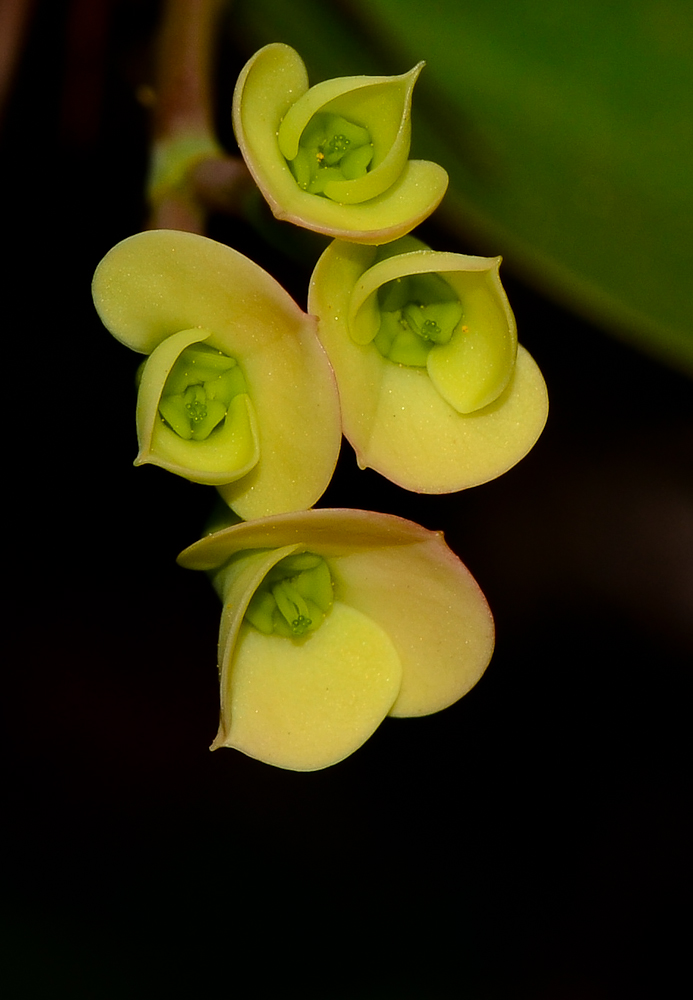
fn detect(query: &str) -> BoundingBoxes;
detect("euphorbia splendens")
[178,508,494,771]
[92,229,341,520]
[308,236,548,493]
[233,43,448,243]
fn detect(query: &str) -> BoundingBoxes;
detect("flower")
[177,508,494,771]
[308,235,549,493]
[92,229,341,520]
[232,43,448,244]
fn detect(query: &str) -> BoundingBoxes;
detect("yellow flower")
[92,229,341,519]
[178,508,494,771]
[308,236,548,493]
[233,43,448,243]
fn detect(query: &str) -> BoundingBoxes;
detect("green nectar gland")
[288,113,374,197]
[373,272,464,367]
[158,344,248,441]
[244,552,334,639]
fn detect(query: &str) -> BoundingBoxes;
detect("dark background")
[4,3,690,997]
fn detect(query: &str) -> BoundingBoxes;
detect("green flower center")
[245,552,334,639]
[287,112,374,197]
[373,272,464,367]
[159,344,248,441]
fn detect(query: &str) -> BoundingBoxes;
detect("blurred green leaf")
[231,0,693,373]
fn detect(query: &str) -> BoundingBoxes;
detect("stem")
[147,0,251,233]
[0,0,36,122]
[153,0,221,144]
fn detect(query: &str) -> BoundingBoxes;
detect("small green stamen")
[287,112,374,198]
[323,133,350,163]
[244,552,334,640]
[272,578,312,635]
[373,273,465,367]
[159,343,248,441]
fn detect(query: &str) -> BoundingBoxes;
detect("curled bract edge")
[232,42,448,244]
[308,236,549,494]
[92,229,341,520]
[177,508,495,771]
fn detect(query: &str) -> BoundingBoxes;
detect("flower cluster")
[93,44,547,769]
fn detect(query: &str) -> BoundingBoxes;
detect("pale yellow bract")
[309,237,549,493]
[178,508,495,771]
[92,229,342,519]
[233,43,449,244]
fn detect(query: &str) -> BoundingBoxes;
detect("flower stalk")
[147,0,253,232]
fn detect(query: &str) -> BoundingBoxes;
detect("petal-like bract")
[232,43,448,243]
[178,508,495,771]
[308,237,548,493]
[92,229,341,519]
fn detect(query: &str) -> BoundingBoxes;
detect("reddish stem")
[152,0,222,144]
[148,0,251,233]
